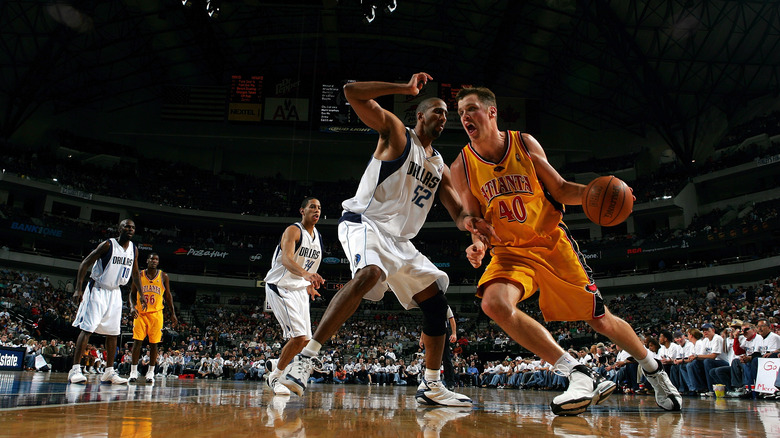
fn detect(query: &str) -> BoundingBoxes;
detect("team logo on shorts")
[355,254,361,265]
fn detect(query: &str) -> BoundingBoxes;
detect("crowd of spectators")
[3,191,778,285]
[2,265,778,400]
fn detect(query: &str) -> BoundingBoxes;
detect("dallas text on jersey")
[406,161,440,189]
[112,256,134,267]
[297,247,320,259]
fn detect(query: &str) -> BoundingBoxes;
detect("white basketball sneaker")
[266,372,292,396]
[551,365,616,416]
[415,378,472,407]
[145,370,155,384]
[128,370,139,383]
[100,367,128,385]
[68,366,87,384]
[282,355,316,396]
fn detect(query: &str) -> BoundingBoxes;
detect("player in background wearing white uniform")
[69,219,141,384]
[264,197,325,395]
[284,73,484,407]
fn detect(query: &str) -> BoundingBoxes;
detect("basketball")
[582,176,633,226]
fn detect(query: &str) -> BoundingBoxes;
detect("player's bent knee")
[352,266,383,290]
[481,296,511,322]
[587,313,617,334]
[418,290,448,336]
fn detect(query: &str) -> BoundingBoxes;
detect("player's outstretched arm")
[344,72,432,161]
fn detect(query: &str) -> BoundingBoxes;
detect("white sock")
[636,349,659,373]
[425,369,440,382]
[554,353,579,375]
[103,366,113,374]
[131,365,138,373]
[301,340,322,357]
[72,364,81,371]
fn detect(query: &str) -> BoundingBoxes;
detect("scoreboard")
[229,75,263,122]
[318,80,374,133]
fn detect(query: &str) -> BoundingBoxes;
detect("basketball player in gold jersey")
[451,87,681,415]
[129,253,177,383]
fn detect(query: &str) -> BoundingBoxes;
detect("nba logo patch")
[355,254,361,265]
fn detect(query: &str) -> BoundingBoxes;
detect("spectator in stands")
[42,339,65,372]
[724,322,761,397]
[689,323,729,396]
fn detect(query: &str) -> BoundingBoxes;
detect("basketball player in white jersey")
[264,197,325,395]
[69,219,141,384]
[284,73,481,407]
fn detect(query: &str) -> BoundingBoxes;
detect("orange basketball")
[582,176,633,226]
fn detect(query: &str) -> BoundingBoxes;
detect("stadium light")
[361,1,377,24]
[382,0,397,14]
[206,0,220,18]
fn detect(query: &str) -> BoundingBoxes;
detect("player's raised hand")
[408,72,433,95]
[466,239,487,268]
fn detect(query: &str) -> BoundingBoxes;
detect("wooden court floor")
[0,371,777,437]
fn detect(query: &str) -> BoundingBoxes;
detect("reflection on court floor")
[0,371,777,437]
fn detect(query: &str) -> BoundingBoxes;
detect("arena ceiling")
[2,0,780,168]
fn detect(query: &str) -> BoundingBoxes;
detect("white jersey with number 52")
[341,128,444,240]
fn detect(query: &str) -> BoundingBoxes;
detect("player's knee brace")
[418,291,448,337]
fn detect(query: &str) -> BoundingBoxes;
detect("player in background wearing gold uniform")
[451,87,681,415]
[129,253,177,383]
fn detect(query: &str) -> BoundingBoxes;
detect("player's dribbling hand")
[466,240,487,268]
[408,72,433,95]
[72,287,83,304]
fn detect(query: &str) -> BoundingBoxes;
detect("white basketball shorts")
[72,282,123,336]
[338,214,449,310]
[265,283,312,339]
